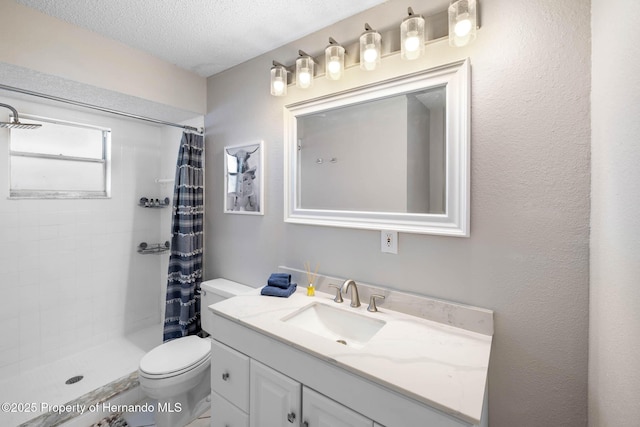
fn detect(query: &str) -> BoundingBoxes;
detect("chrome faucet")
[341,279,361,308]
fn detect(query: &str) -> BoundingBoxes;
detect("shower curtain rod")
[0,83,203,134]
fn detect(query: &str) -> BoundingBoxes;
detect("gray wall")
[204,0,590,425]
[589,0,640,424]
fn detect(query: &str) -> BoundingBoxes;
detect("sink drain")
[65,375,84,385]
[336,339,347,345]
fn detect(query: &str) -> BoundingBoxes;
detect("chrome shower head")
[0,121,42,129]
[0,103,42,129]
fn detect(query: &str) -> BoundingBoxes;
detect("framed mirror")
[284,59,470,236]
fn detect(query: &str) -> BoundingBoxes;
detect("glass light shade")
[448,0,477,47]
[401,15,425,60]
[359,30,381,71]
[270,65,287,96]
[296,56,314,89]
[325,44,345,80]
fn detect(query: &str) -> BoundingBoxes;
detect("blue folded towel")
[261,283,297,298]
[267,273,291,289]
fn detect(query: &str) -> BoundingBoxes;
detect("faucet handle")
[328,284,344,303]
[367,294,386,312]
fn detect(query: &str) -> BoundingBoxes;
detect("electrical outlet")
[381,230,398,254]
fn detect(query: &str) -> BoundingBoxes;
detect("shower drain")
[65,375,84,385]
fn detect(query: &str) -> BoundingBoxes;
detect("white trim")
[284,59,471,236]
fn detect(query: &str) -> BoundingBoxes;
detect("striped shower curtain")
[163,131,204,342]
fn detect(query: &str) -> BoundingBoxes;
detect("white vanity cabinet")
[249,358,372,427]
[250,359,301,427]
[209,287,491,427]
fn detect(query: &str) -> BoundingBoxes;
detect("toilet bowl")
[138,279,253,427]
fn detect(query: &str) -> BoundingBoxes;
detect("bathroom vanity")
[208,279,492,427]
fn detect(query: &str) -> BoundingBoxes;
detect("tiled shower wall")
[0,96,185,379]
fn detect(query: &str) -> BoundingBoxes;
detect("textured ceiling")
[16,0,388,78]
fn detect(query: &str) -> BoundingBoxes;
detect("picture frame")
[223,140,264,215]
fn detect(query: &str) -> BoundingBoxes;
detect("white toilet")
[138,278,253,427]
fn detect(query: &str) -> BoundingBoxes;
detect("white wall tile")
[0,317,20,351]
[0,95,188,377]
[0,346,19,366]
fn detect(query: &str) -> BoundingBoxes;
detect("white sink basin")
[282,302,386,349]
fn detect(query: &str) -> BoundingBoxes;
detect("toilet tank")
[201,278,253,334]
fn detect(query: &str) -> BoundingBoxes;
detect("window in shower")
[8,114,111,198]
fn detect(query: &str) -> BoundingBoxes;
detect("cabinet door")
[211,340,250,412]
[302,386,372,427]
[250,359,301,427]
[211,392,249,427]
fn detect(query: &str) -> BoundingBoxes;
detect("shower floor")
[0,324,161,427]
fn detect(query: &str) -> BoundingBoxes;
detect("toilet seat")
[139,335,211,379]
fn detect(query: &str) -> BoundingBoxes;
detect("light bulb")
[400,12,425,61]
[328,57,341,74]
[448,0,477,47]
[359,26,381,71]
[363,45,378,63]
[404,31,420,52]
[455,15,472,37]
[325,42,345,80]
[298,69,311,88]
[295,55,314,88]
[270,64,287,96]
[296,55,315,89]
[272,78,284,95]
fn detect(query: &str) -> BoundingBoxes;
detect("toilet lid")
[139,335,211,376]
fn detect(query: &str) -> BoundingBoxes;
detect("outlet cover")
[381,230,398,254]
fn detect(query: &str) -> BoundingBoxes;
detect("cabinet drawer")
[211,392,249,427]
[302,386,372,427]
[211,339,250,412]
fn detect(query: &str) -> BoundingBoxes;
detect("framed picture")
[224,140,264,215]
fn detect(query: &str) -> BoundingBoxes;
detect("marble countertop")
[209,287,492,425]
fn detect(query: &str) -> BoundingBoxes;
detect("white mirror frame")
[284,59,470,237]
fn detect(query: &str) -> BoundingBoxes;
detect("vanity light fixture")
[448,0,477,47]
[359,23,382,71]
[325,38,345,80]
[296,50,315,89]
[401,7,425,60]
[269,4,481,96]
[270,61,288,96]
